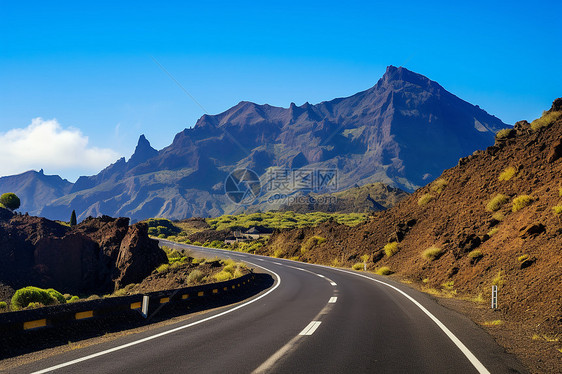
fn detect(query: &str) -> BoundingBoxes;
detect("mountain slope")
[279,182,410,213]
[0,169,72,215]
[259,99,562,371]
[41,66,507,221]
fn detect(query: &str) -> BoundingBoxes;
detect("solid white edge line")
[31,260,281,374]
[163,242,489,373]
[328,268,490,374]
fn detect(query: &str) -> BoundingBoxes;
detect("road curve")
[9,241,527,374]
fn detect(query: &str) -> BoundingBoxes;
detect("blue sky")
[1,0,561,181]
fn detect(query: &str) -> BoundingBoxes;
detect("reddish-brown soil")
[257,100,562,373]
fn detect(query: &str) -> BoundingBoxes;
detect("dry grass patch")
[482,320,504,326]
[384,242,399,257]
[422,246,443,261]
[487,227,499,237]
[495,128,514,139]
[486,194,509,212]
[430,178,448,194]
[512,195,534,212]
[530,110,562,131]
[498,166,517,181]
[375,266,392,275]
[418,193,434,206]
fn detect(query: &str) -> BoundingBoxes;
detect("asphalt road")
[8,242,527,374]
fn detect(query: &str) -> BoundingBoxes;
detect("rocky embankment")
[0,210,167,295]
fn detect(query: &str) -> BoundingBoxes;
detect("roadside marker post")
[141,295,149,318]
[491,285,498,309]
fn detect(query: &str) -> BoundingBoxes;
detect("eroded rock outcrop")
[0,212,166,293]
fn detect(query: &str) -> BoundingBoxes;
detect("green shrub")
[156,263,170,273]
[492,212,504,221]
[530,110,562,131]
[11,286,66,310]
[553,205,562,215]
[495,128,514,139]
[68,296,80,303]
[192,241,202,246]
[517,254,529,262]
[492,271,505,287]
[187,269,204,284]
[0,301,7,310]
[498,166,517,181]
[418,193,434,206]
[376,266,392,275]
[486,194,509,212]
[47,288,66,304]
[214,270,233,282]
[487,228,499,237]
[301,236,326,254]
[512,195,534,212]
[559,187,562,197]
[422,246,443,261]
[430,179,448,194]
[468,250,483,260]
[384,242,399,257]
[352,263,364,270]
[0,192,20,211]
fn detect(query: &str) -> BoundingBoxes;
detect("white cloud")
[0,118,121,179]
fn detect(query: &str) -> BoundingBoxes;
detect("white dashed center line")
[329,297,337,303]
[299,321,322,336]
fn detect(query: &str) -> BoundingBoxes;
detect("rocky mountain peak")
[128,134,158,168]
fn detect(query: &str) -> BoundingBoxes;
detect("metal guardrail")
[0,273,255,333]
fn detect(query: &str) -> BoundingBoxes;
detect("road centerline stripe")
[299,321,322,336]
[329,297,337,303]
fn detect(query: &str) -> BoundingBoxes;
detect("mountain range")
[0,66,508,221]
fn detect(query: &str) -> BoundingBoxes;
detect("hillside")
[258,99,562,371]
[36,66,506,221]
[279,182,409,213]
[0,169,72,215]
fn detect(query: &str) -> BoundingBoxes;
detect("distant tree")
[0,193,20,211]
[70,210,77,226]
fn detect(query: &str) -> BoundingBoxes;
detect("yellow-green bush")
[301,236,326,254]
[492,212,504,221]
[352,263,364,270]
[492,271,505,287]
[156,263,170,273]
[468,250,483,260]
[512,195,534,212]
[430,179,448,194]
[486,194,509,212]
[518,254,529,262]
[384,242,399,257]
[422,246,443,261]
[553,205,562,215]
[498,166,517,181]
[376,266,392,275]
[214,270,233,282]
[487,228,499,237]
[187,269,204,284]
[418,193,434,206]
[530,110,562,131]
[495,128,514,139]
[11,286,66,310]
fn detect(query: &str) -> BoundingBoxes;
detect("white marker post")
[491,285,498,309]
[141,295,149,318]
